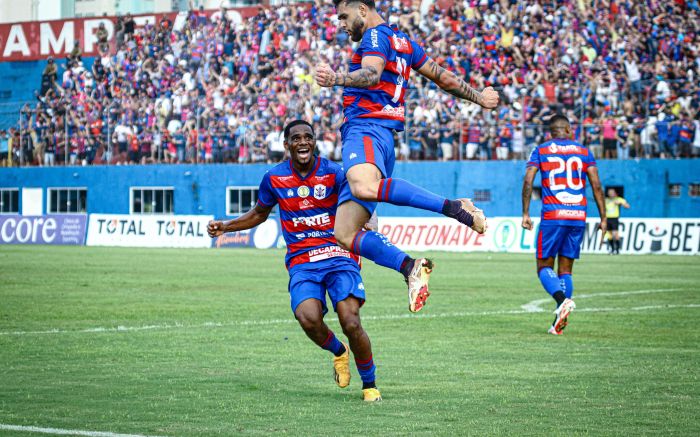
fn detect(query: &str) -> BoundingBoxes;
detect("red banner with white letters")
[0,7,261,61]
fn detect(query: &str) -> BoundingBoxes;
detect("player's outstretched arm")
[586,166,607,235]
[416,59,499,109]
[207,204,273,238]
[315,56,385,88]
[521,166,538,230]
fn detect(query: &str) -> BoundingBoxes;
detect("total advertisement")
[0,215,87,245]
[211,218,283,249]
[87,214,213,248]
[379,217,700,255]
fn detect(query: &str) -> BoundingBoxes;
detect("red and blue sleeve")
[526,146,540,168]
[587,148,597,167]
[256,172,278,208]
[411,40,428,69]
[359,27,392,62]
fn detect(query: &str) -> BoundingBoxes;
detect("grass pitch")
[0,246,698,436]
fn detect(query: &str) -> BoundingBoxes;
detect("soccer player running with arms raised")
[208,121,381,402]
[521,115,607,335]
[315,0,499,312]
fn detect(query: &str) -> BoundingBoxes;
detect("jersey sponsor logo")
[547,144,584,154]
[307,245,353,263]
[381,105,404,116]
[277,176,294,182]
[545,209,586,220]
[297,186,310,198]
[292,212,331,227]
[349,152,358,159]
[287,189,294,197]
[313,184,327,200]
[299,199,314,210]
[370,28,379,48]
[295,230,333,239]
[390,35,411,53]
[358,283,365,290]
[555,192,584,205]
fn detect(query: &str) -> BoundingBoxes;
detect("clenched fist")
[480,86,500,109]
[315,63,336,87]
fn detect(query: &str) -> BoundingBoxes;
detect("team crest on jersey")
[297,186,310,198]
[313,184,326,200]
[390,35,412,53]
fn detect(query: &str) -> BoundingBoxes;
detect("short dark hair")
[333,0,376,8]
[283,120,314,141]
[548,114,570,132]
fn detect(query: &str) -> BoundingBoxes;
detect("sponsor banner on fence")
[378,217,487,252]
[0,214,87,245]
[379,217,700,255]
[211,218,283,249]
[0,7,261,61]
[87,214,213,248]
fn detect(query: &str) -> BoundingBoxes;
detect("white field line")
[520,288,683,313]
[0,290,697,337]
[0,423,167,437]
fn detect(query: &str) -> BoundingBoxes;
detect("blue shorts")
[338,122,396,215]
[536,225,585,259]
[288,261,365,315]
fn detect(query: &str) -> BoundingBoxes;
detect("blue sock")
[320,331,345,357]
[377,178,446,213]
[538,267,563,297]
[355,355,376,386]
[560,273,573,299]
[351,230,407,273]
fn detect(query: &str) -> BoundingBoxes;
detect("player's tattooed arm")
[315,56,385,89]
[417,59,499,109]
[334,65,381,88]
[521,166,538,231]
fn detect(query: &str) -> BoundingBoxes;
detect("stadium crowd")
[2,0,699,167]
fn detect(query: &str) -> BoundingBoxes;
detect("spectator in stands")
[10,0,699,167]
[0,130,8,166]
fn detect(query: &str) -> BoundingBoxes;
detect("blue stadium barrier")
[1,159,698,218]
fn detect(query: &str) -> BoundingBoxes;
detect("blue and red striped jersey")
[527,139,597,227]
[257,157,360,270]
[343,23,428,131]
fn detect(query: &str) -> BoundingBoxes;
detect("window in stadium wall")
[690,183,700,198]
[0,188,19,214]
[130,188,174,214]
[668,183,682,198]
[47,188,87,214]
[227,187,259,216]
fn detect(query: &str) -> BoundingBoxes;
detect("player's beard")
[350,17,364,42]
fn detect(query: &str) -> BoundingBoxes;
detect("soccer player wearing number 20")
[315,0,499,313]
[521,115,607,335]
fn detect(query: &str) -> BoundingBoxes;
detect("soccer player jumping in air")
[315,0,499,312]
[208,120,381,402]
[521,115,607,335]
